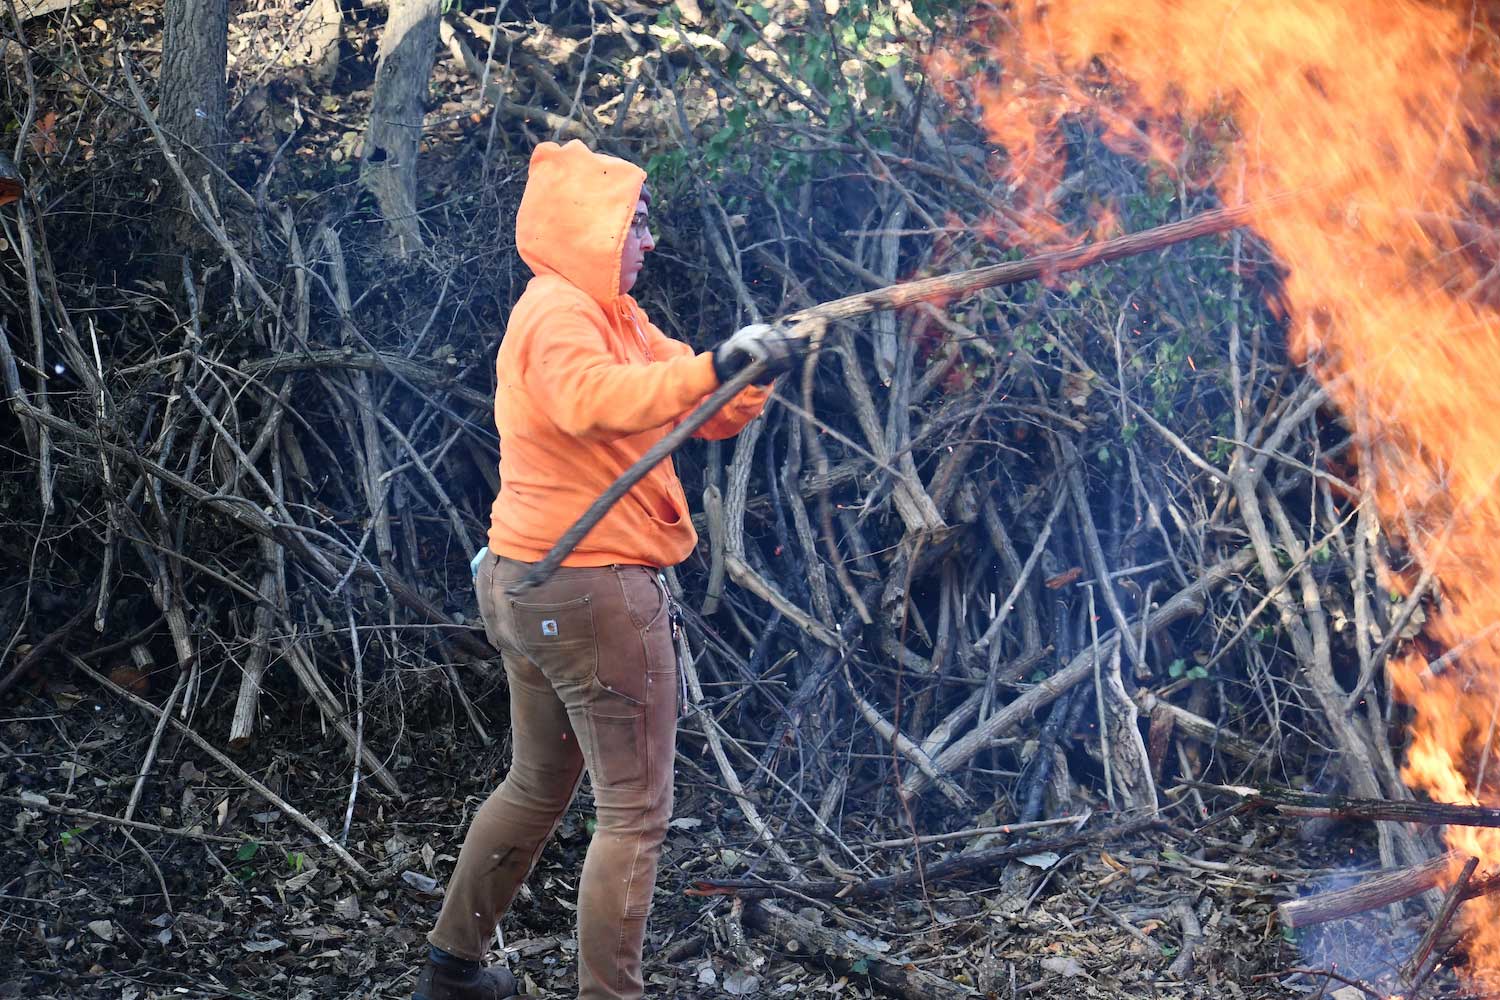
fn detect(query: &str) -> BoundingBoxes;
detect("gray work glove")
[711,322,806,386]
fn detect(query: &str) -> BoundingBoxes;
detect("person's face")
[619,197,654,295]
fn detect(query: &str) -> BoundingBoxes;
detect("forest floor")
[0,673,1433,1000]
[0,0,1489,997]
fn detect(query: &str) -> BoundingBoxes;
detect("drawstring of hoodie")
[622,302,653,361]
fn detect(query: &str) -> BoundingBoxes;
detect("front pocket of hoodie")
[621,464,687,530]
[627,490,681,530]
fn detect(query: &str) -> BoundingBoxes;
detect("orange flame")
[932,0,1500,977]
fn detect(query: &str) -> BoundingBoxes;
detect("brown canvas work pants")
[429,555,679,1000]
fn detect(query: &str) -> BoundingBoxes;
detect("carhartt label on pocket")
[541,619,559,637]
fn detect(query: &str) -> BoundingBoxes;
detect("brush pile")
[0,0,1452,995]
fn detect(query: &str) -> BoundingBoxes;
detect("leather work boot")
[412,945,519,1000]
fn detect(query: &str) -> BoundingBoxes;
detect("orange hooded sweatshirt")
[487,140,769,568]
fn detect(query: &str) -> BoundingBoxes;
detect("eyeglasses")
[629,212,652,238]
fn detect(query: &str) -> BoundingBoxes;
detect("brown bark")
[1238,785,1500,828]
[1278,853,1500,928]
[361,0,441,255]
[0,151,21,205]
[157,0,228,249]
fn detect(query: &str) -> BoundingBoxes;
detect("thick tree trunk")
[158,0,228,248]
[361,0,440,255]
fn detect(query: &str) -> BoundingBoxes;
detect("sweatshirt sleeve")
[521,302,720,439]
[645,320,770,439]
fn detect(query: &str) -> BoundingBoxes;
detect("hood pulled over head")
[515,140,646,305]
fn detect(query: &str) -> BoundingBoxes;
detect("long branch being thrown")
[509,200,1260,594]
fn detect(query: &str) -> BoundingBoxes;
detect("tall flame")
[932,0,1500,977]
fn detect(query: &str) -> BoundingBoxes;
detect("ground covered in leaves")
[0,3,1483,997]
[0,673,1438,1000]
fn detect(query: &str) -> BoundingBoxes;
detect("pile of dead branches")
[0,0,1441,982]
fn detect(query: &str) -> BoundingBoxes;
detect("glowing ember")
[932,0,1500,978]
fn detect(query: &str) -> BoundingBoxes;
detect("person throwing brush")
[412,140,804,1000]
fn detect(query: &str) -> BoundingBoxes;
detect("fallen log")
[744,899,971,1000]
[689,815,1162,903]
[510,202,1260,593]
[1278,852,1500,928]
[1216,784,1500,828]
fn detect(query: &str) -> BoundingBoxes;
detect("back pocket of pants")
[509,596,597,684]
